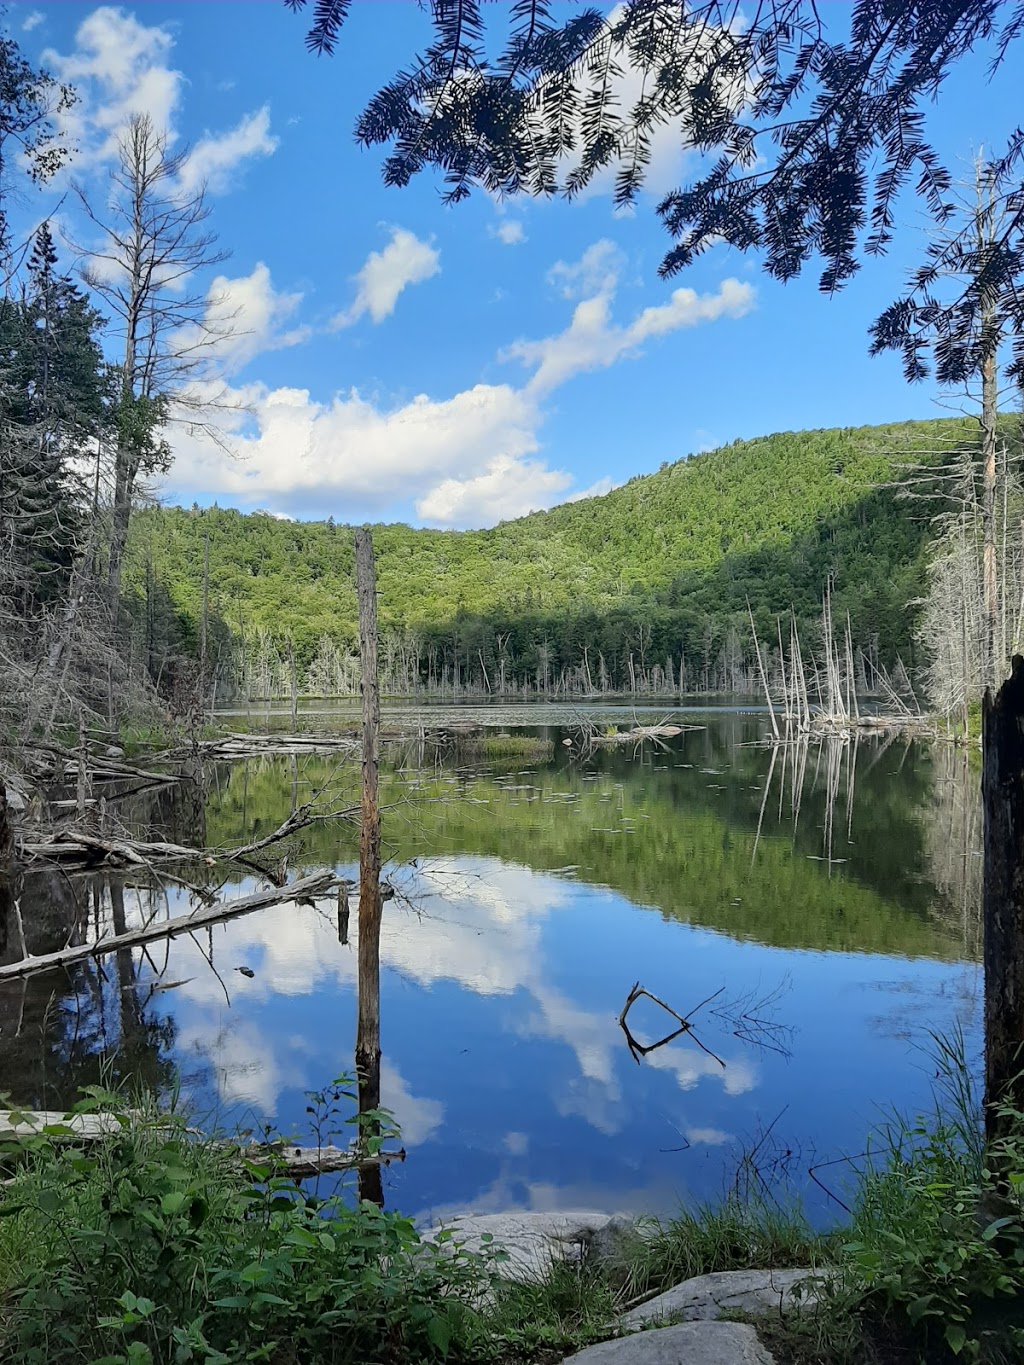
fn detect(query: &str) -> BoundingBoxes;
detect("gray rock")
[105,745,125,759]
[619,1268,827,1330]
[2,780,26,813]
[424,1210,613,1282]
[588,1215,650,1277]
[564,1321,774,1365]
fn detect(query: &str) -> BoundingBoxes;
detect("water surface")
[0,708,982,1223]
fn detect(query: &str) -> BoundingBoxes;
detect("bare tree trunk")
[200,530,210,680]
[978,159,1000,696]
[354,527,383,1206]
[983,655,1024,1146]
[982,346,999,694]
[287,635,298,730]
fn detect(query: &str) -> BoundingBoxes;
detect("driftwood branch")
[0,870,342,982]
[618,982,726,1069]
[17,798,359,872]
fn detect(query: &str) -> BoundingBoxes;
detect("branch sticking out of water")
[617,982,726,1069]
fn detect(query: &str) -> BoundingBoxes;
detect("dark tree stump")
[984,656,1024,1145]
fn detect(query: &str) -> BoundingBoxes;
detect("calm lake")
[0,706,983,1225]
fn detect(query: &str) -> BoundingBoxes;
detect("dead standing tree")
[70,113,230,616]
[354,527,384,1206]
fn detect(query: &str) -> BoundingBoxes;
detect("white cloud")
[44,6,182,163]
[177,106,278,196]
[380,1062,444,1147]
[491,219,526,246]
[415,455,571,528]
[334,227,440,328]
[548,240,624,300]
[168,377,543,523]
[43,6,276,190]
[169,241,753,526]
[552,3,747,202]
[182,261,309,376]
[505,242,755,395]
[566,476,616,503]
[21,10,45,32]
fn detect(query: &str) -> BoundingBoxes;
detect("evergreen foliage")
[0,226,107,613]
[286,2,1024,302]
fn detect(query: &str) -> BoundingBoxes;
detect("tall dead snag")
[354,527,384,1205]
[983,655,1024,1146]
[72,113,228,613]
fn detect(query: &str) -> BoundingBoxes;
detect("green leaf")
[426,1315,452,1356]
[945,1324,967,1355]
[907,1293,936,1325]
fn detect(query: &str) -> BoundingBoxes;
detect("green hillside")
[130,417,978,692]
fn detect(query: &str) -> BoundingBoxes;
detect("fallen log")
[0,1110,404,1180]
[0,870,342,982]
[17,798,359,872]
[239,1141,406,1178]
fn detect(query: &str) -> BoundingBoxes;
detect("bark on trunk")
[982,348,999,695]
[354,527,383,1205]
[983,655,1024,1145]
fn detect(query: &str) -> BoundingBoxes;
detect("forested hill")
[130,418,976,693]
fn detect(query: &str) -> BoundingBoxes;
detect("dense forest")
[127,416,996,701]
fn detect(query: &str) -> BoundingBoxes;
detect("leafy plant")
[0,1084,499,1365]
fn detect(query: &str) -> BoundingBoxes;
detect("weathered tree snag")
[983,655,1024,1145]
[354,527,384,1206]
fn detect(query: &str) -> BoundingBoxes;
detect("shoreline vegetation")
[1,1033,1022,1365]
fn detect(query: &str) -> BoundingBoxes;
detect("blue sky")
[6,1,1022,528]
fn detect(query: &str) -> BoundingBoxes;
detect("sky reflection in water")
[2,715,984,1222]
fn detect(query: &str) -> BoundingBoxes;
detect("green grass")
[618,1199,826,1303]
[459,735,555,761]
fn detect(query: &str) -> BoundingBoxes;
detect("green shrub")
[843,1034,1024,1361]
[0,1086,500,1365]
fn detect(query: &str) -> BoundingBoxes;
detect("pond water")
[0,707,983,1225]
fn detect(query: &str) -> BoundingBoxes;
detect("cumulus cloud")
[505,243,755,395]
[548,240,624,300]
[169,378,542,521]
[43,6,276,190]
[566,476,617,503]
[168,240,753,527]
[21,10,45,32]
[180,262,309,376]
[177,106,278,196]
[415,455,571,527]
[334,227,440,328]
[552,2,746,202]
[491,219,526,246]
[44,6,182,162]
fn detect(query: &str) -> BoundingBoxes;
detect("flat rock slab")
[425,1211,613,1281]
[564,1321,774,1365]
[619,1268,826,1329]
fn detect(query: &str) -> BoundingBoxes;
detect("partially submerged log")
[592,724,691,745]
[17,796,358,873]
[179,733,361,760]
[0,870,342,982]
[240,1141,405,1179]
[0,1109,404,1180]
